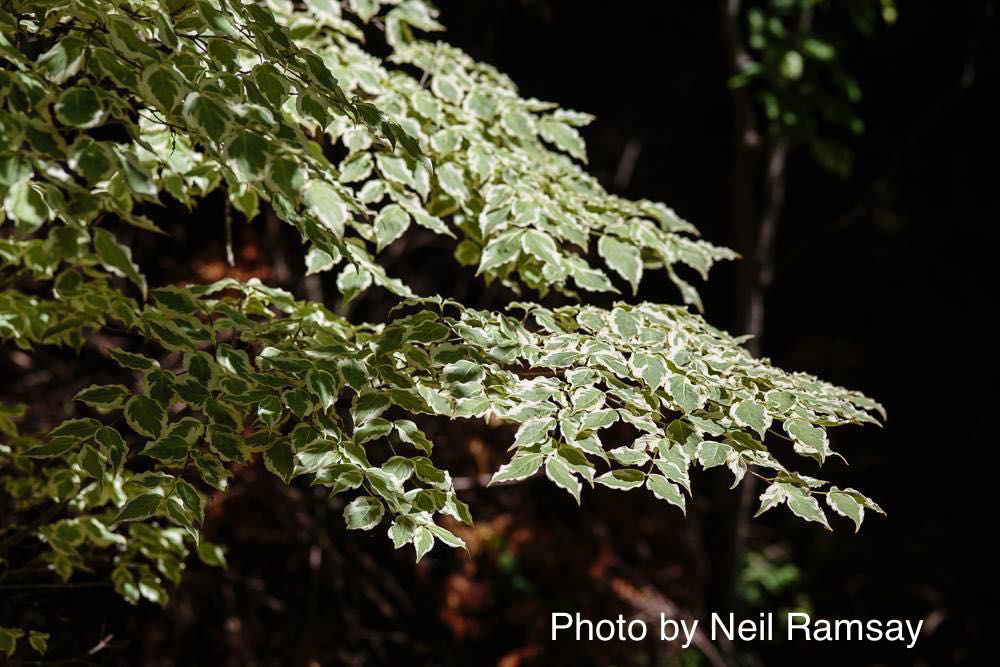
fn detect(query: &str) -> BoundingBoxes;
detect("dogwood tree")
[0,0,883,656]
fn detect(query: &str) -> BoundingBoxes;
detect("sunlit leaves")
[94,229,147,297]
[490,452,544,484]
[786,487,831,530]
[826,486,884,532]
[304,180,350,239]
[109,349,158,371]
[139,65,184,113]
[3,180,49,232]
[697,441,732,469]
[55,86,105,128]
[344,495,384,530]
[545,456,581,504]
[181,92,231,141]
[513,417,554,446]
[266,155,306,200]
[264,439,294,483]
[22,438,79,458]
[113,493,163,524]
[598,236,642,293]
[228,132,270,181]
[539,118,586,162]
[646,474,685,514]
[0,0,888,641]
[785,418,830,462]
[124,395,166,438]
[75,384,131,409]
[374,204,411,251]
[595,469,645,490]
[36,36,87,84]
[731,399,771,438]
[208,425,248,462]
[668,375,704,413]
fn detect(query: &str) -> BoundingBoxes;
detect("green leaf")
[785,418,830,462]
[28,630,49,655]
[284,388,312,419]
[696,441,732,469]
[22,437,78,458]
[305,370,339,411]
[109,349,159,371]
[654,455,691,493]
[513,417,555,446]
[731,399,771,438]
[372,203,410,251]
[785,487,831,530]
[55,86,105,128]
[113,493,162,523]
[336,358,368,390]
[490,452,544,484]
[478,230,523,274]
[141,435,189,462]
[264,439,294,483]
[539,118,587,161]
[413,525,435,561]
[228,131,270,181]
[609,446,650,466]
[305,247,340,274]
[96,426,127,470]
[124,395,166,438]
[646,474,685,513]
[348,0,380,22]
[304,180,349,238]
[442,359,486,385]
[315,463,365,494]
[257,395,283,428]
[428,524,466,550]
[94,229,147,297]
[595,468,645,490]
[765,390,797,413]
[49,418,102,439]
[437,163,470,202]
[522,229,562,266]
[631,352,667,388]
[545,455,581,504]
[668,375,704,413]
[140,64,184,112]
[394,420,433,454]
[336,264,372,303]
[75,384,131,409]
[827,489,864,532]
[197,541,228,568]
[207,425,248,462]
[267,155,307,201]
[175,479,205,524]
[3,180,49,232]
[344,495,384,530]
[353,391,391,424]
[579,408,618,432]
[0,627,23,658]
[69,137,115,184]
[571,386,605,412]
[182,92,231,141]
[597,236,642,293]
[36,36,86,84]
[754,483,789,517]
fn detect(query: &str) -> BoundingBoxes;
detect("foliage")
[731,0,897,175]
[0,0,884,654]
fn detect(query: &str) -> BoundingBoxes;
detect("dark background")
[4,1,995,665]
